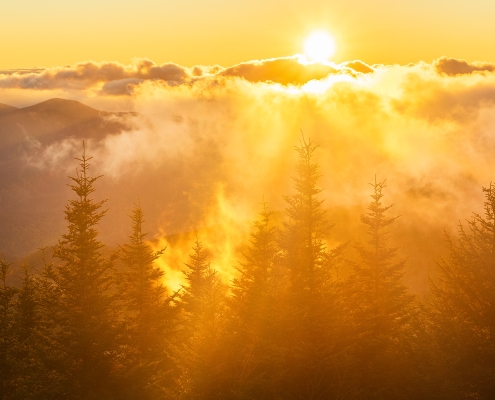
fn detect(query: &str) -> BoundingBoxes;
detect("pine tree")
[116,203,176,399]
[429,183,495,399]
[277,137,346,399]
[174,239,227,399]
[345,178,416,399]
[48,144,118,399]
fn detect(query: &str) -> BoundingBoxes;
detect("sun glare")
[303,31,336,62]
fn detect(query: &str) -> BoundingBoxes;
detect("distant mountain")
[0,98,229,264]
[0,103,18,116]
[0,98,134,154]
[0,98,138,259]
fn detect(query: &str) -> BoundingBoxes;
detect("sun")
[303,31,336,62]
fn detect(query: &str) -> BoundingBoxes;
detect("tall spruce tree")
[32,248,68,400]
[116,203,175,399]
[228,202,281,398]
[48,144,118,399]
[175,239,227,399]
[429,183,495,399]
[345,178,416,399]
[277,137,346,399]
[0,255,17,399]
[11,264,44,400]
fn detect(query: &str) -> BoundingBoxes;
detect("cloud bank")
[3,55,495,293]
[0,56,373,96]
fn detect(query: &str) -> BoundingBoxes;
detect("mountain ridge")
[0,97,139,258]
[0,103,18,116]
[0,97,135,153]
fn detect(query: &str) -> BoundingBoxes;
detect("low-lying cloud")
[3,55,495,293]
[0,56,373,96]
[434,56,495,76]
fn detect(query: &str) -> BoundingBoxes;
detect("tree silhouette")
[345,178,416,399]
[227,201,282,398]
[429,183,495,399]
[10,264,46,399]
[0,255,17,399]
[48,144,118,399]
[174,239,227,399]
[277,137,346,399]
[116,203,176,399]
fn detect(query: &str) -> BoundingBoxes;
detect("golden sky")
[2,0,495,293]
[1,0,495,68]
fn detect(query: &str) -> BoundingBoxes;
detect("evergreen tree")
[174,239,227,399]
[15,265,38,345]
[345,178,416,399]
[116,203,176,399]
[277,137,346,399]
[227,202,281,398]
[11,264,44,399]
[47,144,118,399]
[0,255,17,399]
[429,183,495,399]
[33,248,68,399]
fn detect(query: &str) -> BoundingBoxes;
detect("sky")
[1,0,495,69]
[2,0,495,292]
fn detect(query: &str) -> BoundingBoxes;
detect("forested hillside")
[2,138,494,399]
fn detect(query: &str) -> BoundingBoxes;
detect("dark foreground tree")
[344,178,417,399]
[174,239,227,399]
[0,255,17,399]
[277,137,347,399]
[10,264,46,399]
[46,145,118,399]
[227,201,282,398]
[116,203,176,399]
[429,183,495,399]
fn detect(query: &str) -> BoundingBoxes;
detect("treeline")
[1,139,495,399]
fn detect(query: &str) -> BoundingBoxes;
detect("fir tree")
[11,264,44,400]
[277,137,346,399]
[48,144,118,399]
[33,247,67,399]
[429,183,495,399]
[228,201,281,398]
[0,255,17,399]
[345,178,416,399]
[116,203,176,399]
[175,239,227,399]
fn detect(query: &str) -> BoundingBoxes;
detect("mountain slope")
[0,103,18,116]
[0,98,138,259]
[0,98,134,153]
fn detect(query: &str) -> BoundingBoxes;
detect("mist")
[3,56,495,294]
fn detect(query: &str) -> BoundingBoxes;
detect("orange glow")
[151,187,252,295]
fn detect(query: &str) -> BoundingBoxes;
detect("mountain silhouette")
[0,98,137,259]
[0,98,133,154]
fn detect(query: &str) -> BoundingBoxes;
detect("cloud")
[5,56,495,293]
[0,68,45,76]
[92,58,495,293]
[219,56,375,85]
[392,65,495,123]
[99,78,144,96]
[0,57,374,95]
[434,57,495,76]
[0,59,192,91]
[219,56,342,84]
[340,60,374,74]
